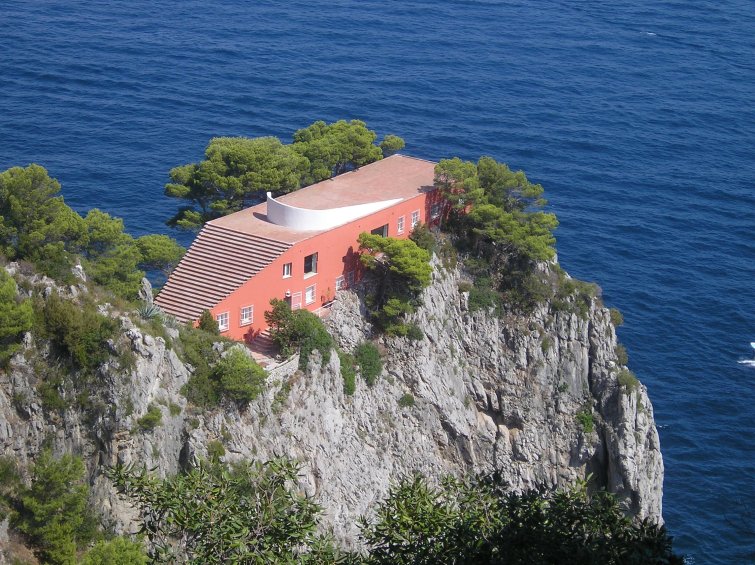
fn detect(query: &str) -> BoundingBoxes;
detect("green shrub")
[0,270,33,367]
[609,307,624,327]
[265,299,333,369]
[576,407,594,433]
[13,450,96,565]
[339,351,357,396]
[355,342,382,386]
[457,281,473,293]
[615,344,628,366]
[80,538,148,565]
[207,440,226,463]
[178,326,226,407]
[409,223,436,254]
[398,394,415,408]
[137,404,163,432]
[468,279,501,314]
[405,323,424,341]
[212,348,266,404]
[617,369,640,394]
[541,336,553,353]
[168,402,182,416]
[36,293,117,372]
[197,309,219,334]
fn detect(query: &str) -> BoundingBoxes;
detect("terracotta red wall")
[210,190,436,341]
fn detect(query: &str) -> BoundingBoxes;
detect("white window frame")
[304,253,318,278]
[335,275,345,291]
[240,305,253,326]
[305,284,316,305]
[411,210,420,228]
[283,262,292,278]
[216,312,229,332]
[397,215,405,234]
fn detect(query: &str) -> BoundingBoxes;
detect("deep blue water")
[1,1,753,561]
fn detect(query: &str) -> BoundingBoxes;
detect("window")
[397,216,405,234]
[283,262,292,278]
[430,203,441,219]
[304,253,318,277]
[216,312,229,332]
[371,224,388,237]
[411,210,420,228]
[335,275,345,291]
[305,284,316,305]
[240,306,253,326]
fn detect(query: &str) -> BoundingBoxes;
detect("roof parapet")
[265,192,403,231]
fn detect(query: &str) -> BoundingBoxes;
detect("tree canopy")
[0,164,185,298]
[434,156,557,263]
[361,473,682,565]
[165,120,405,230]
[109,458,341,564]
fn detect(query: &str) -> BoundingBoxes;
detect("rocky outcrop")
[0,260,663,547]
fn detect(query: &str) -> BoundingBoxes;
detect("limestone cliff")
[0,261,663,547]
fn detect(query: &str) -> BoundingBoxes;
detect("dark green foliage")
[80,538,148,565]
[135,233,185,276]
[435,156,557,264]
[207,440,226,463]
[293,119,388,182]
[358,233,432,332]
[80,209,142,297]
[35,293,117,372]
[379,134,405,157]
[137,404,163,432]
[108,458,343,564]
[211,348,266,404]
[168,402,182,416]
[405,323,424,341]
[0,456,21,515]
[265,298,334,369]
[0,270,33,366]
[409,223,435,254]
[197,309,219,334]
[0,164,183,299]
[339,351,357,396]
[358,233,432,292]
[360,473,682,565]
[354,342,382,386]
[457,281,473,293]
[398,394,415,408]
[165,120,401,229]
[576,407,595,433]
[609,307,624,327]
[467,278,503,314]
[615,343,629,366]
[12,450,96,565]
[0,165,86,279]
[178,327,263,407]
[617,369,640,394]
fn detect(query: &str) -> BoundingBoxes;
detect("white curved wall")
[266,192,403,231]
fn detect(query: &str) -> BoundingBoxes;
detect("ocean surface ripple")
[1,1,753,562]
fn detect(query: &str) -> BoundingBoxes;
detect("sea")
[1,1,753,561]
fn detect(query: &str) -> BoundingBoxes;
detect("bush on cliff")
[0,269,33,366]
[265,298,333,369]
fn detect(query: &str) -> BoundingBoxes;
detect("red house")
[155,155,439,340]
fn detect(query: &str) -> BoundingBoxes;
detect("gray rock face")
[0,261,663,546]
